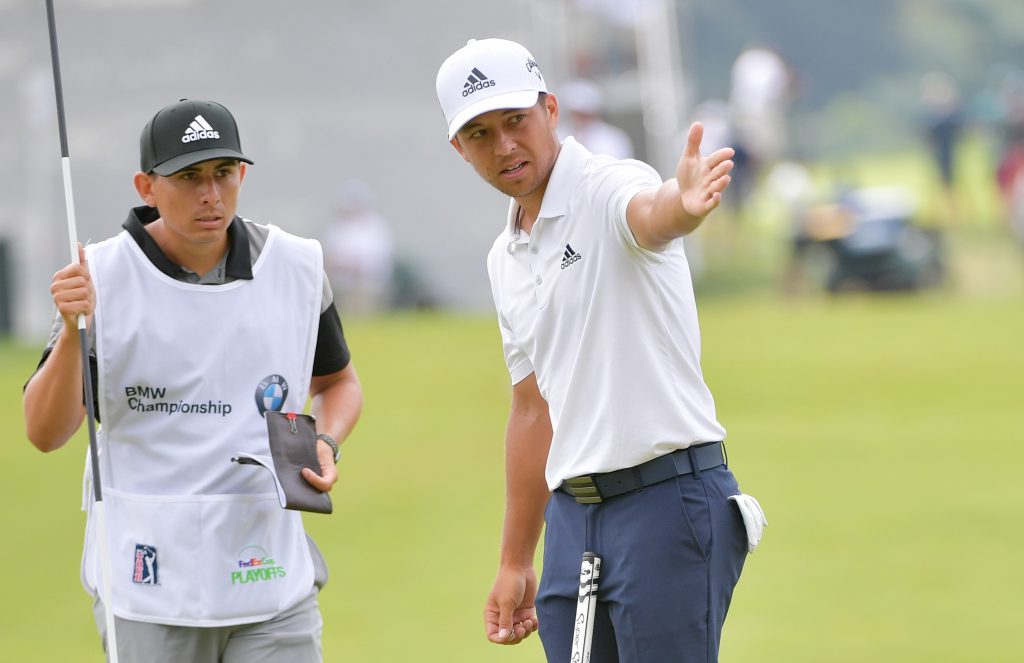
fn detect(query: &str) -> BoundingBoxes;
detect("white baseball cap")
[436,38,547,140]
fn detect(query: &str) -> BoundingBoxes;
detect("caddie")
[23,99,363,663]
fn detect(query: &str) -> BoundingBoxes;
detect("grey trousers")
[92,590,322,663]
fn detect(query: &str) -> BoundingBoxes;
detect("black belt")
[556,442,725,504]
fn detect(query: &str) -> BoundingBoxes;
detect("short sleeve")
[498,309,533,385]
[586,156,663,252]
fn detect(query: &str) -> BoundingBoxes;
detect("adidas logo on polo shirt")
[463,67,495,97]
[561,244,582,270]
[181,115,220,143]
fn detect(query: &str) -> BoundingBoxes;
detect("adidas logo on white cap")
[181,115,220,144]
[463,67,496,97]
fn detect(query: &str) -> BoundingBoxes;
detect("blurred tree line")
[685,0,1024,158]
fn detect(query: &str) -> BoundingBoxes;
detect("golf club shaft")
[45,2,119,660]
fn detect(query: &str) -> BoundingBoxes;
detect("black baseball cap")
[140,99,254,176]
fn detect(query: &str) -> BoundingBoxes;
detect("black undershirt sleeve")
[312,305,351,376]
[25,347,102,423]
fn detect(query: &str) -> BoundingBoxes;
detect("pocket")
[97,489,314,626]
[674,474,713,562]
[100,489,206,622]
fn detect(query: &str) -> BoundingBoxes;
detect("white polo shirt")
[486,137,727,491]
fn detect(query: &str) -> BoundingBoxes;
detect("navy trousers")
[536,464,747,663]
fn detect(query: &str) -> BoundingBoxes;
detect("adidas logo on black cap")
[181,114,220,143]
[462,67,496,98]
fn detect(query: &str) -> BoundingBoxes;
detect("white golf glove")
[728,493,767,554]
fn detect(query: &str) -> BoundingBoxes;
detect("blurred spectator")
[690,99,733,154]
[322,180,395,316]
[995,71,1024,244]
[558,78,635,159]
[919,71,965,221]
[728,46,795,207]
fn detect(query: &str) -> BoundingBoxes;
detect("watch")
[316,433,341,463]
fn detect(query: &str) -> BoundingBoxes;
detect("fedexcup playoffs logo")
[232,545,286,585]
[254,374,289,416]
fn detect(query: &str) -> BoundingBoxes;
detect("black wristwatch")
[316,433,341,463]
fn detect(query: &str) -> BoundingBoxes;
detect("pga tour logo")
[254,374,289,416]
[132,543,158,585]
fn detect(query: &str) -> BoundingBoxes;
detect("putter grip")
[570,552,601,662]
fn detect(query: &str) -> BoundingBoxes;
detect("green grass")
[704,295,1024,662]
[2,278,1022,661]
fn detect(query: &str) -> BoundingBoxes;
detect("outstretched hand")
[485,565,539,645]
[676,122,734,221]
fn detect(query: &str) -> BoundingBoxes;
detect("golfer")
[436,39,750,661]
[22,99,362,662]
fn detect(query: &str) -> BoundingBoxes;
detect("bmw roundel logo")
[255,374,289,416]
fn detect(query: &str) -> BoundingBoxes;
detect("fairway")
[2,293,1022,661]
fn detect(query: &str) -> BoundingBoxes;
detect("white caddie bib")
[81,223,323,627]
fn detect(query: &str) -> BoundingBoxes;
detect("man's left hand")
[301,441,339,492]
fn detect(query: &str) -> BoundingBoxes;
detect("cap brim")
[447,90,540,140]
[151,147,254,176]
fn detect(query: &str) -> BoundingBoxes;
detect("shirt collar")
[121,206,253,280]
[504,136,592,238]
